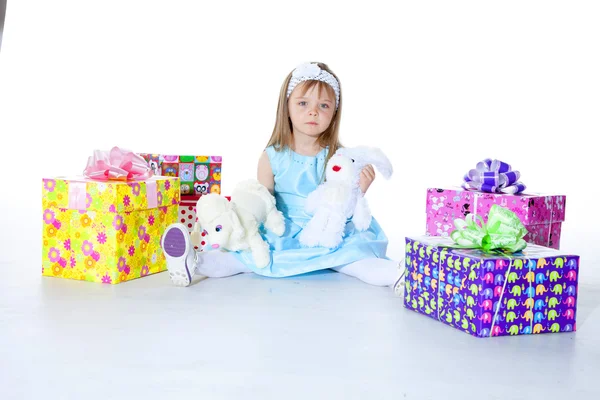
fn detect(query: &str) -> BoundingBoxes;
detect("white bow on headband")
[286,63,340,109]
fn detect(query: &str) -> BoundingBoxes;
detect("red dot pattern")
[178,204,209,252]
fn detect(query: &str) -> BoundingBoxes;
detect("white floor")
[1,264,599,400]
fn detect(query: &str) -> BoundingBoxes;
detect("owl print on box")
[162,163,178,177]
[180,183,192,195]
[211,166,221,181]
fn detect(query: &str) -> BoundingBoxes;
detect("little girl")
[161,62,402,289]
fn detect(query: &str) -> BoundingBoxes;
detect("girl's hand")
[359,164,376,194]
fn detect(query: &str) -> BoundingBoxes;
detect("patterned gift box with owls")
[41,176,180,284]
[425,187,566,249]
[403,236,579,338]
[139,154,222,197]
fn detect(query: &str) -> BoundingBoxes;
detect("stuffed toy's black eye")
[215,225,222,232]
[351,159,355,163]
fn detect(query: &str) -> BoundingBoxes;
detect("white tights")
[194,250,252,278]
[193,251,400,287]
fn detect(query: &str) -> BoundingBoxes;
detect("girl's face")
[288,82,335,139]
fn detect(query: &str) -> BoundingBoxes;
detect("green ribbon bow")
[450,205,528,253]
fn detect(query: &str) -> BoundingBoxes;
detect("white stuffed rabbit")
[299,146,393,248]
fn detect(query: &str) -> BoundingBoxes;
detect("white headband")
[286,63,340,109]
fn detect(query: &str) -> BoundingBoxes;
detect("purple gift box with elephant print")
[425,187,566,249]
[403,236,579,338]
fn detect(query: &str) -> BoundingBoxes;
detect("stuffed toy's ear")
[348,146,393,179]
[226,209,246,251]
[369,147,393,179]
[196,194,230,225]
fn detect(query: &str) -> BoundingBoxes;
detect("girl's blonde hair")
[265,62,343,168]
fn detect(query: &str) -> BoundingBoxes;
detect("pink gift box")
[425,187,566,249]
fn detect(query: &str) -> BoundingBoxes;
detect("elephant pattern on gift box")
[403,238,580,338]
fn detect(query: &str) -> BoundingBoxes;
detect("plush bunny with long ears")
[299,146,393,249]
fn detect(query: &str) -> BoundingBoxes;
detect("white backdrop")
[1,1,598,283]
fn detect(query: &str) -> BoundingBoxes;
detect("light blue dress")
[231,145,389,277]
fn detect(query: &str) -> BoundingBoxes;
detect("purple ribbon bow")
[462,159,526,194]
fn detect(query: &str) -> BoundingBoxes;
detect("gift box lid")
[427,186,566,225]
[42,176,180,213]
[407,235,576,259]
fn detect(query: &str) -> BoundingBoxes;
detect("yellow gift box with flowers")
[41,176,179,284]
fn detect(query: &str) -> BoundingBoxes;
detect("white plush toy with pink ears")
[299,146,393,249]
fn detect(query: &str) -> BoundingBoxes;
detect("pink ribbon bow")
[84,146,154,181]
